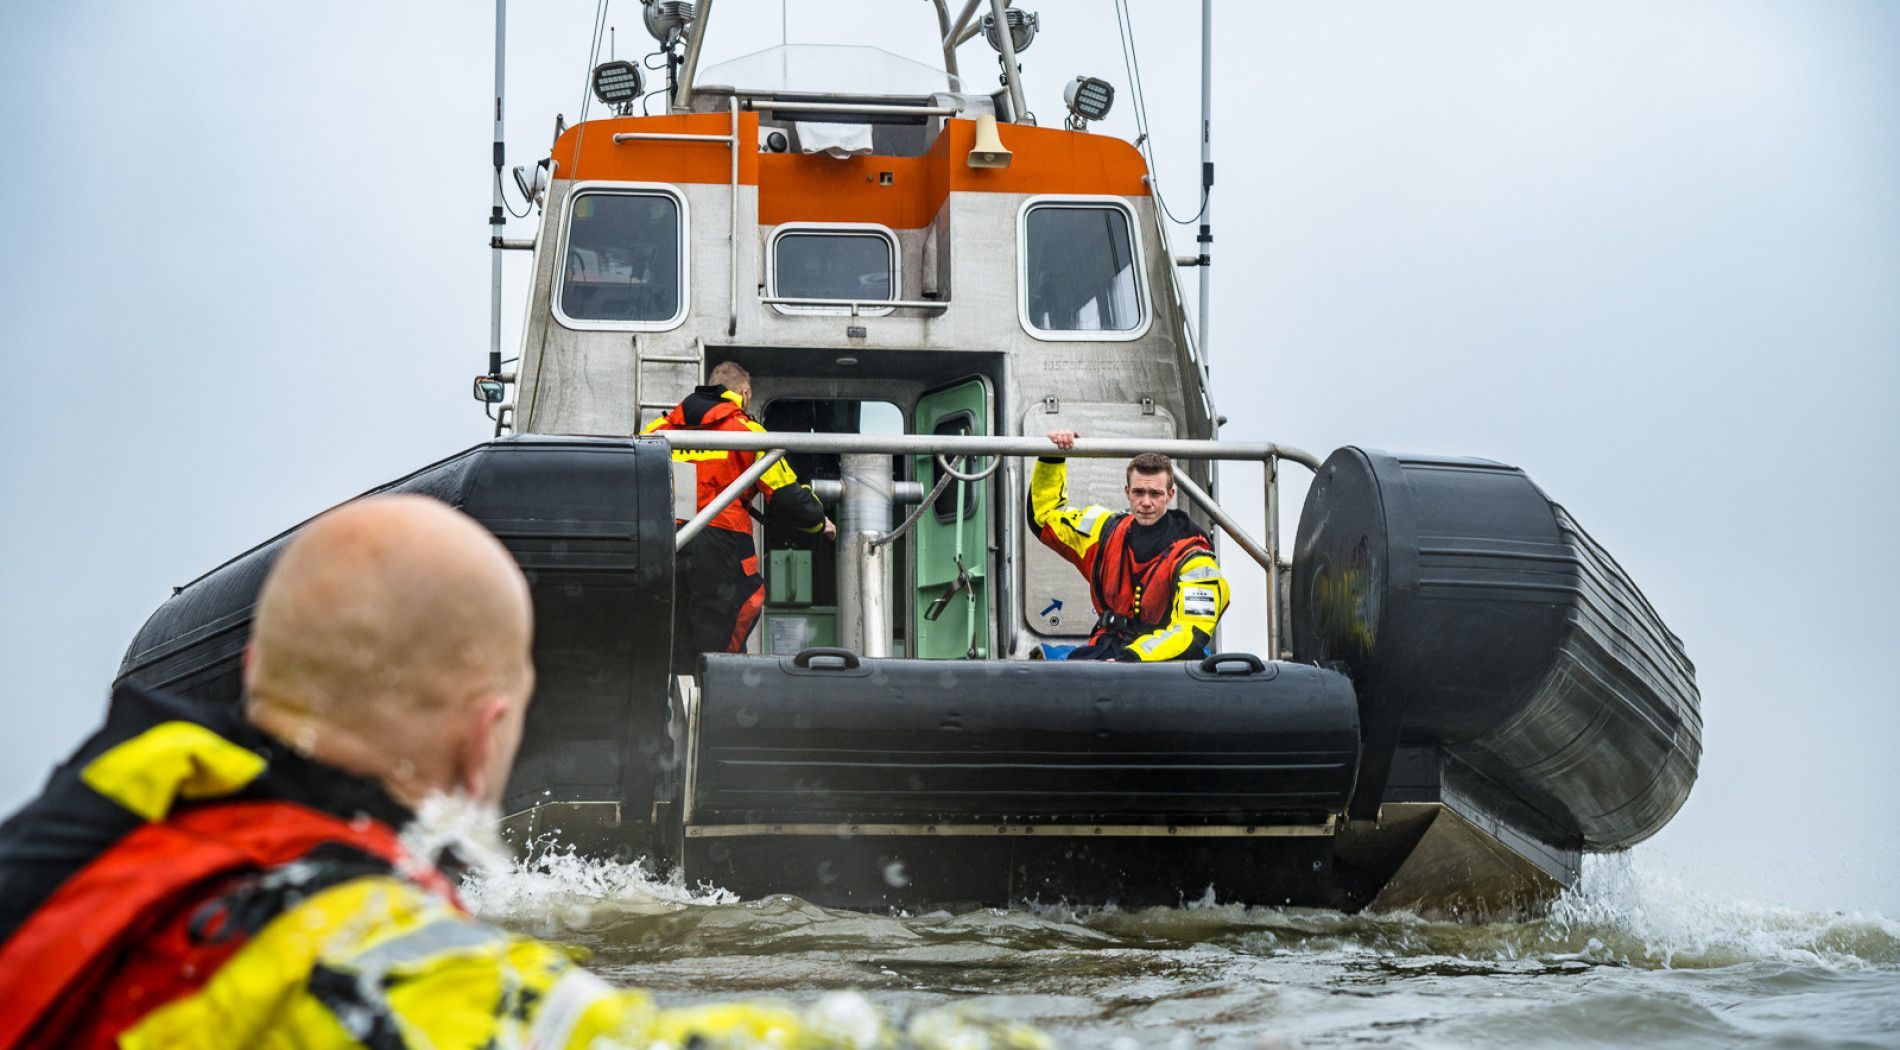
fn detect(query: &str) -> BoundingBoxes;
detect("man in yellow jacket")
[1030,429,1230,661]
[0,495,1039,1049]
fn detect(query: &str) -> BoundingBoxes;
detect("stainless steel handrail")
[760,296,949,314]
[675,449,785,548]
[610,99,742,337]
[747,100,962,117]
[654,432,1317,658]
[653,430,1319,469]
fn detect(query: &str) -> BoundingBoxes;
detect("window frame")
[1015,196,1152,342]
[552,181,690,332]
[766,222,900,317]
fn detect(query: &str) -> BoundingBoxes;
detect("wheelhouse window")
[1021,202,1145,337]
[557,190,684,327]
[769,227,897,312]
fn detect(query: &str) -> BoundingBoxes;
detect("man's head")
[244,495,536,809]
[708,360,752,412]
[1124,452,1175,527]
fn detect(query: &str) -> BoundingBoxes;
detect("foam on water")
[458,847,1900,1047]
[461,844,739,945]
[1540,852,1900,970]
[463,847,1899,971]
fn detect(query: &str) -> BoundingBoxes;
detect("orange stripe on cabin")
[551,112,763,188]
[553,114,1150,231]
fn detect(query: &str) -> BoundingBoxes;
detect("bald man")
[0,495,1000,1048]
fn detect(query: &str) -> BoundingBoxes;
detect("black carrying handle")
[791,647,861,670]
[1199,652,1267,676]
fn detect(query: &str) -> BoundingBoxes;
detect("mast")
[487,0,507,379]
[1197,0,1212,375]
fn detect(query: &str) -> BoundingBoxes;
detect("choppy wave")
[463,848,1900,1047]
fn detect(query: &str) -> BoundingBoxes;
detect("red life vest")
[650,394,770,536]
[1087,514,1212,643]
[0,799,457,1050]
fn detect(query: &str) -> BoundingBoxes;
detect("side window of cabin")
[770,228,897,312]
[558,191,683,326]
[1021,203,1145,336]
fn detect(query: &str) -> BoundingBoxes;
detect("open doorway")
[756,398,906,655]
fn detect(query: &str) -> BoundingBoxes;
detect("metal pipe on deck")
[986,0,1029,122]
[1172,464,1281,660]
[837,453,896,655]
[747,100,962,117]
[673,0,714,112]
[1267,454,1283,658]
[1170,467,1272,572]
[812,479,924,505]
[943,0,983,65]
[674,449,784,550]
[858,537,893,659]
[956,0,1008,46]
[654,431,1321,471]
[932,0,960,80]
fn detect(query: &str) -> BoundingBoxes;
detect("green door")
[911,378,991,659]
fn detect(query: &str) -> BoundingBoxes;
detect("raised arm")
[1028,443,1115,572]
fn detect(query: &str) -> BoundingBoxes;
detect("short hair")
[708,360,750,392]
[1126,452,1174,484]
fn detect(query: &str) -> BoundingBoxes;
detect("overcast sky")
[2,2,1894,915]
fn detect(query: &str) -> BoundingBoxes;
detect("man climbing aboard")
[1030,429,1229,661]
[643,360,834,672]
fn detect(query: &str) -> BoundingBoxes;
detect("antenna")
[487,0,507,380]
[1197,0,1212,377]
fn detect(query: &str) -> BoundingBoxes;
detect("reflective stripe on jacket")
[1029,457,1230,661]
[641,385,825,535]
[0,686,935,1049]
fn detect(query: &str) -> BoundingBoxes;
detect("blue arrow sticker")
[1039,598,1063,617]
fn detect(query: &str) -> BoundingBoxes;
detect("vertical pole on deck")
[488,0,506,378]
[1266,453,1281,660]
[1196,0,1212,376]
[675,0,715,112]
[986,0,1029,122]
[1197,0,1224,621]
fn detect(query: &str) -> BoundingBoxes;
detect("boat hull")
[118,437,1697,918]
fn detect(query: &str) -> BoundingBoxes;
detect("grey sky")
[2,2,1894,914]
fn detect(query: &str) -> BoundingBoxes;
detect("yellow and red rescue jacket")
[641,385,825,535]
[0,685,1003,1049]
[1029,458,1230,661]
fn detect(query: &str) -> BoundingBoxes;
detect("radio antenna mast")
[1197,0,1212,376]
[487,0,508,380]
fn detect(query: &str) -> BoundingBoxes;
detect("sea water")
[463,851,1900,1047]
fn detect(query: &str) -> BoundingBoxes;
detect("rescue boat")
[114,3,1699,918]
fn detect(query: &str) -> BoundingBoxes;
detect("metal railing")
[746,99,964,118]
[656,431,1317,658]
[611,97,742,336]
[759,296,950,315]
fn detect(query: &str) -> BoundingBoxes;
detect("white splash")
[1544,851,1900,969]
[460,842,738,924]
[400,791,513,877]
